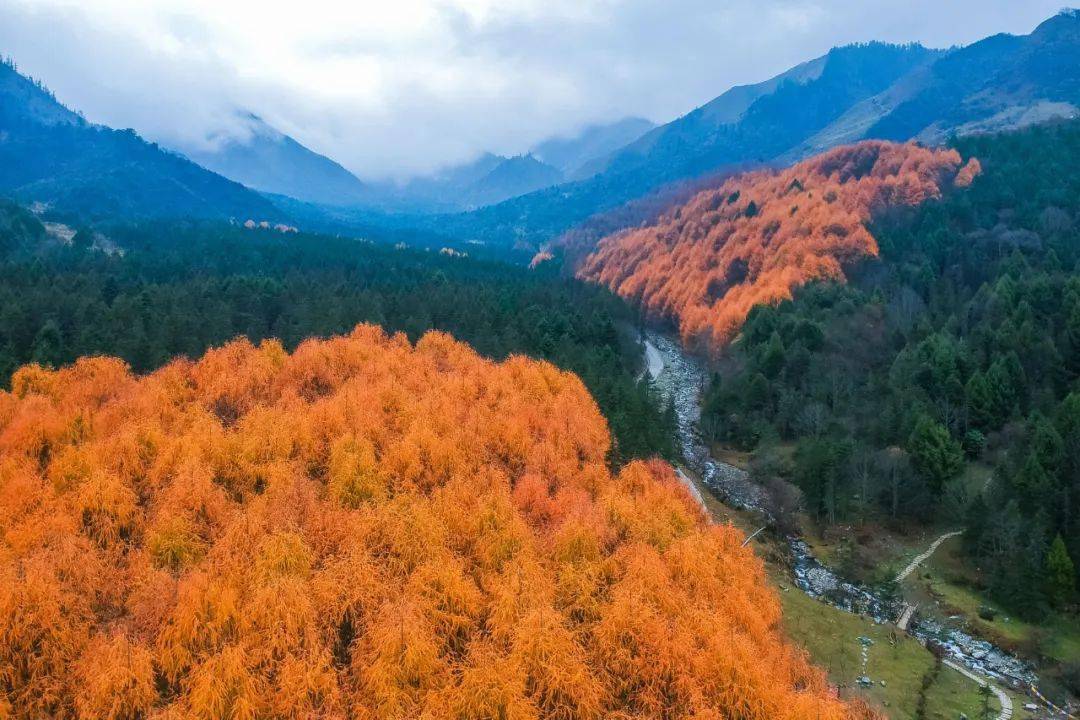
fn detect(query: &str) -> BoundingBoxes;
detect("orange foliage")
[0,326,876,719]
[571,141,980,353]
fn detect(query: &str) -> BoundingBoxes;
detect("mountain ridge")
[420,12,1080,250]
[179,113,369,207]
[0,58,283,223]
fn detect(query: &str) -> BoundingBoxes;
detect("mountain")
[436,11,1080,250]
[434,42,941,247]
[0,58,282,223]
[784,10,1080,160]
[468,153,563,206]
[867,10,1080,142]
[180,113,368,206]
[368,152,563,213]
[532,116,656,178]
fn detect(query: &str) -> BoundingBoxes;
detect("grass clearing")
[682,463,1046,718]
[776,575,997,719]
[914,535,1080,670]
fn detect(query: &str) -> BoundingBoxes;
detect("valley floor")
[684,462,1034,720]
[643,333,1047,719]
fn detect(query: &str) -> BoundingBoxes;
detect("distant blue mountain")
[532,117,656,179]
[0,58,283,223]
[180,114,368,206]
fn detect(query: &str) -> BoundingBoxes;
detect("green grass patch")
[775,576,996,720]
[914,536,1080,667]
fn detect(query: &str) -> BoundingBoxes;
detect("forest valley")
[3,119,1080,716]
[531,122,1080,705]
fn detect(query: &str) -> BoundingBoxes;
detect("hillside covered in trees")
[554,141,978,355]
[0,327,875,720]
[0,216,672,463]
[704,120,1080,622]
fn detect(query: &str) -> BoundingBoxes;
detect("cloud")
[0,0,1066,180]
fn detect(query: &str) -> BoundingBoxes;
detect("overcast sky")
[0,0,1066,180]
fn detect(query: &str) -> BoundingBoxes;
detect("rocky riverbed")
[643,330,1039,690]
[645,333,768,513]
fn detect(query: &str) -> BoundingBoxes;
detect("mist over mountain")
[0,58,281,223]
[352,119,653,214]
[364,152,563,213]
[179,113,367,207]
[431,42,940,246]
[532,117,656,179]
[425,13,1080,249]
[5,9,1080,242]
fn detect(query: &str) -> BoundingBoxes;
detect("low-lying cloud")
[0,0,1065,180]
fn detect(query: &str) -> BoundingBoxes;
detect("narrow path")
[896,603,917,631]
[943,659,1013,720]
[674,467,708,512]
[895,530,963,583]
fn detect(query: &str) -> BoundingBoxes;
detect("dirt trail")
[944,660,1013,720]
[895,530,963,583]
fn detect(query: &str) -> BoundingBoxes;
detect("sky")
[0,0,1067,180]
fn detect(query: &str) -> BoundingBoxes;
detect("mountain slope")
[181,114,368,206]
[468,153,563,206]
[0,58,81,127]
[436,42,939,247]
[0,58,281,222]
[561,141,978,353]
[867,11,1080,143]
[532,117,656,179]
[0,325,874,720]
[368,152,563,213]
[437,12,1080,250]
[702,120,1080,667]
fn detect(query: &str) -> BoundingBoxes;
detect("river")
[641,331,1040,693]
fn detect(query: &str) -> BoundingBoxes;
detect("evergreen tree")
[745,372,770,411]
[1012,453,1054,514]
[759,332,786,379]
[986,358,1019,422]
[29,320,64,368]
[1028,414,1064,474]
[1056,392,1080,484]
[907,415,964,495]
[965,371,997,429]
[1045,534,1077,609]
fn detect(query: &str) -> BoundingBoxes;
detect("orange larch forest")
[0,325,875,719]
[563,141,980,354]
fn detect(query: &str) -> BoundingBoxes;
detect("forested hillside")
[0,327,875,720]
[704,120,1080,619]
[0,216,672,462]
[558,141,977,355]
